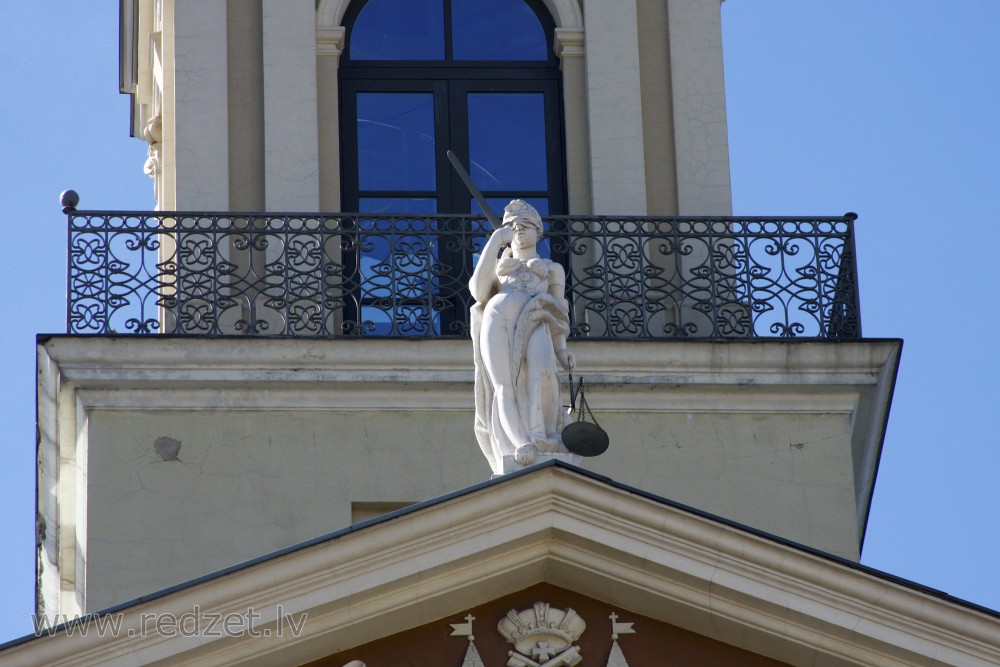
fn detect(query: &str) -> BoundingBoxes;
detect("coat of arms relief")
[340,602,636,667]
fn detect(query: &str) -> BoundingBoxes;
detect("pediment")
[4,463,998,666]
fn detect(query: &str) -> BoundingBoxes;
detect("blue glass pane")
[453,0,548,61]
[359,198,438,214]
[358,93,436,191]
[360,307,440,336]
[476,197,548,217]
[468,93,547,191]
[350,0,445,60]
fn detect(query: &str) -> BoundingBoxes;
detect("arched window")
[339,0,566,335]
[340,0,565,217]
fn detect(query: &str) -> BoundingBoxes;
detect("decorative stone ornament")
[461,642,488,667]
[141,114,162,201]
[606,612,637,667]
[497,602,585,667]
[447,604,637,667]
[450,614,487,667]
[604,641,630,667]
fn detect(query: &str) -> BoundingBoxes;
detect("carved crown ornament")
[496,602,585,666]
[339,602,636,667]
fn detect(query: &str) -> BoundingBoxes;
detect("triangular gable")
[3,463,998,666]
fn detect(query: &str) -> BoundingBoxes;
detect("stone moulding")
[317,0,584,31]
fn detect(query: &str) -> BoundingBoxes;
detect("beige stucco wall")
[81,405,856,612]
[637,0,680,215]
[262,0,320,211]
[596,410,858,548]
[37,337,899,616]
[226,1,265,210]
[169,0,230,210]
[583,0,648,214]
[83,408,482,611]
[666,0,733,215]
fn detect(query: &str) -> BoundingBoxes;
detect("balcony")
[43,200,895,610]
[63,196,861,339]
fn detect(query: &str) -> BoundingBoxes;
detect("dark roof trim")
[118,0,139,138]
[119,0,138,96]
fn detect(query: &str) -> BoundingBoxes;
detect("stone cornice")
[553,28,585,60]
[316,26,345,58]
[38,337,898,414]
[39,337,900,387]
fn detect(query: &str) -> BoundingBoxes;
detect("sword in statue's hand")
[446,150,502,230]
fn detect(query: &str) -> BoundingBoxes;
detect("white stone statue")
[470,200,578,474]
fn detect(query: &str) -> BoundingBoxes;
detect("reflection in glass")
[453,0,547,61]
[468,93,547,191]
[474,197,549,217]
[359,198,437,215]
[350,0,445,60]
[356,198,439,336]
[357,93,436,191]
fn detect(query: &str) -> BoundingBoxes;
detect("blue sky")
[724,0,1000,614]
[1,0,998,644]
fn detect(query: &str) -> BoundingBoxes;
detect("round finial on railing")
[60,190,80,213]
[844,211,858,221]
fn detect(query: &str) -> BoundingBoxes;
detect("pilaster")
[667,0,733,215]
[171,0,230,209]
[317,27,346,211]
[554,28,591,214]
[583,0,647,215]
[262,0,320,211]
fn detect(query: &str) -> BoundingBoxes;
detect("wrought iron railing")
[64,201,861,339]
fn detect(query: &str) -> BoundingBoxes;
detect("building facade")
[12,2,990,666]
[122,0,731,217]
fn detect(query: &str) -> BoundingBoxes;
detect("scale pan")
[562,422,609,457]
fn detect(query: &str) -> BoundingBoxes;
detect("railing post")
[841,212,862,338]
[61,190,79,334]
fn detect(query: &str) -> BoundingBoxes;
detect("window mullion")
[443,0,453,61]
[545,83,566,216]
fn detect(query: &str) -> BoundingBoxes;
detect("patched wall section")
[84,408,483,612]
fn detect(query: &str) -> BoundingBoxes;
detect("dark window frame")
[341,0,560,67]
[338,0,568,335]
